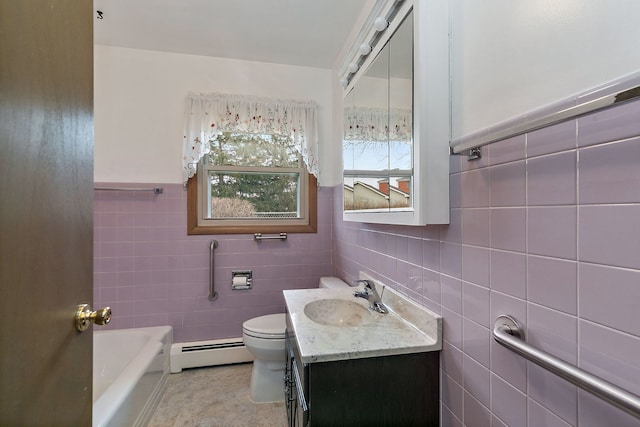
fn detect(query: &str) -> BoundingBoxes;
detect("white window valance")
[183,92,319,184]
[343,107,412,143]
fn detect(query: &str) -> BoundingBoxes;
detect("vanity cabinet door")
[307,352,439,427]
[285,331,308,427]
[284,337,295,426]
[286,317,439,426]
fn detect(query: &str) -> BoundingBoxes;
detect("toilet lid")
[243,313,286,339]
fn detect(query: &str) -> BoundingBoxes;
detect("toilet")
[317,276,351,289]
[242,313,287,403]
[242,277,348,403]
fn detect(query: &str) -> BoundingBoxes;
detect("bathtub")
[93,326,173,427]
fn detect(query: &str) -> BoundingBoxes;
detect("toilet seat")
[242,313,286,339]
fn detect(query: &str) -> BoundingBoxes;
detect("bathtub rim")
[92,325,172,427]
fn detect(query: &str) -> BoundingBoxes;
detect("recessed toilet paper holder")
[232,270,253,290]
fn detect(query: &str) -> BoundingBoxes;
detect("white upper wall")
[450,0,640,139]
[97,1,640,184]
[94,45,334,184]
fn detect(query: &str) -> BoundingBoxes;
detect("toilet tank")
[319,277,349,289]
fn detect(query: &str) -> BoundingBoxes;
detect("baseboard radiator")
[170,338,253,373]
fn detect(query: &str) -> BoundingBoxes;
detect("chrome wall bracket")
[450,147,482,161]
[494,314,524,340]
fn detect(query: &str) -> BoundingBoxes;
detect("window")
[187,132,317,235]
[183,92,319,234]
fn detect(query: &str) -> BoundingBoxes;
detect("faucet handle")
[352,279,374,289]
[352,280,371,299]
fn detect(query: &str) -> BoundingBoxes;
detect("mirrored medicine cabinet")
[341,0,450,225]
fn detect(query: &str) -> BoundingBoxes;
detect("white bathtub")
[93,326,172,427]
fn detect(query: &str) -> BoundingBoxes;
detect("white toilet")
[242,277,348,403]
[242,313,287,403]
[317,276,351,289]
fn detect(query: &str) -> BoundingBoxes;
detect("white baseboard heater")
[170,338,253,373]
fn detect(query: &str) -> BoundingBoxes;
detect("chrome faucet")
[352,279,388,314]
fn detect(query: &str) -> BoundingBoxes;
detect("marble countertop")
[283,285,442,364]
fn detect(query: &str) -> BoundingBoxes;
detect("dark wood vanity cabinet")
[285,327,440,427]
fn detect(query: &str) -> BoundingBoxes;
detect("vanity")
[283,284,442,427]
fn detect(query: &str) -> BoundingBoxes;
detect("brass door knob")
[75,304,112,332]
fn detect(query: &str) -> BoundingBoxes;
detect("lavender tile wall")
[94,184,333,342]
[333,98,640,426]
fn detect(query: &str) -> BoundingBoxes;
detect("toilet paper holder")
[231,270,253,290]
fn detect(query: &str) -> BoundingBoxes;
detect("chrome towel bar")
[254,233,287,241]
[94,187,163,194]
[493,315,640,420]
[208,240,218,301]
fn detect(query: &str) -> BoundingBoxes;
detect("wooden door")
[0,1,94,425]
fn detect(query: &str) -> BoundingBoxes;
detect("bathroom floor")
[148,363,288,427]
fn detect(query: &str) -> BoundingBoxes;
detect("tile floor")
[148,363,288,427]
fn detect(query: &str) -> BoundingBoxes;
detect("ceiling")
[93,0,369,69]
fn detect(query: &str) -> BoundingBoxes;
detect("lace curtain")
[343,107,412,142]
[183,92,319,183]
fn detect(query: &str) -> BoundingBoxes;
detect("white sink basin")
[284,286,443,363]
[303,299,371,327]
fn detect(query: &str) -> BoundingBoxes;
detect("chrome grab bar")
[493,315,640,420]
[208,240,218,301]
[254,232,287,241]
